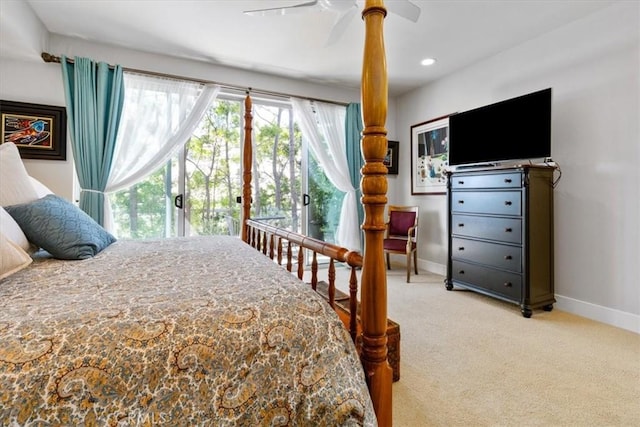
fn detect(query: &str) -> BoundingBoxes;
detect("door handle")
[174,194,183,209]
[303,194,310,206]
[236,196,253,204]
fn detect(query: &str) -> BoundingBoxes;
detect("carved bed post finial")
[242,93,253,243]
[360,0,392,425]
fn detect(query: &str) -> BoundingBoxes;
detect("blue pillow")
[5,194,116,260]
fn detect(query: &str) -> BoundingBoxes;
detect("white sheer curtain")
[291,98,360,251]
[104,73,220,231]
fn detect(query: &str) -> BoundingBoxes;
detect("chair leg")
[406,252,411,283]
[386,252,391,270]
[414,250,418,275]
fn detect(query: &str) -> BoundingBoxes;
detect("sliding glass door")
[109,94,339,241]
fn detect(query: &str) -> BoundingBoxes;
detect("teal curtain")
[345,102,364,251]
[61,56,124,226]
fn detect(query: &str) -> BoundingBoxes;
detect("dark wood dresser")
[445,165,556,317]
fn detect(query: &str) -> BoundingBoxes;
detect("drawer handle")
[504,178,512,183]
[505,201,512,206]
[458,247,465,251]
[458,200,465,204]
[458,223,464,227]
[505,227,513,232]
[458,270,465,275]
[504,282,513,288]
[458,180,464,185]
[504,255,512,260]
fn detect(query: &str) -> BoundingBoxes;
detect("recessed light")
[421,58,436,66]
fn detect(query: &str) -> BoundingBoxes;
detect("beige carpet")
[319,263,640,427]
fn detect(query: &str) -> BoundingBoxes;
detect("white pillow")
[0,142,39,207]
[0,231,32,280]
[0,206,30,252]
[29,176,54,198]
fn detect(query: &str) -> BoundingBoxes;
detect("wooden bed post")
[241,93,253,243]
[360,1,393,425]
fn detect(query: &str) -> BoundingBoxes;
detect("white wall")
[0,60,74,199]
[394,2,639,332]
[0,0,73,199]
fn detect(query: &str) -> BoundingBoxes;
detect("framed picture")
[411,116,449,194]
[0,100,67,160]
[384,140,399,175]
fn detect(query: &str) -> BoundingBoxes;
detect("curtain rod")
[41,52,349,107]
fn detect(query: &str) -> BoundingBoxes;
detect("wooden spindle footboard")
[245,219,401,386]
[245,219,361,341]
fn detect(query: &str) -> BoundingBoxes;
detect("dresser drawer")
[450,172,521,189]
[452,237,522,272]
[451,214,522,243]
[451,260,522,301]
[451,191,521,215]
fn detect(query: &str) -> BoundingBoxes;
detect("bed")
[0,236,374,425]
[1,0,393,424]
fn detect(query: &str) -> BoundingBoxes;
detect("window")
[110,92,340,241]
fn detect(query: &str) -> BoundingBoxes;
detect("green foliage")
[184,100,242,235]
[308,155,342,243]
[110,167,172,239]
[252,105,302,228]
[110,99,319,239]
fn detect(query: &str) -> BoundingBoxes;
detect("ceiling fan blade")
[386,0,421,23]
[243,0,319,16]
[325,5,357,46]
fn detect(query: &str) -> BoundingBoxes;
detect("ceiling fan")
[243,0,421,46]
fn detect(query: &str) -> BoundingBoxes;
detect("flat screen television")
[448,88,552,167]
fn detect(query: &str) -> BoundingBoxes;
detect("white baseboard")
[419,259,447,277]
[555,295,640,335]
[417,260,639,335]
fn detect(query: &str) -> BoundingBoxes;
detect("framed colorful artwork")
[410,116,449,194]
[0,100,67,160]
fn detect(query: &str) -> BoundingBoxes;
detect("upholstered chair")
[383,205,419,282]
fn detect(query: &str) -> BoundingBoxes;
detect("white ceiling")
[4,0,617,96]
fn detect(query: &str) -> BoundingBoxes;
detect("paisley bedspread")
[0,236,376,426]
